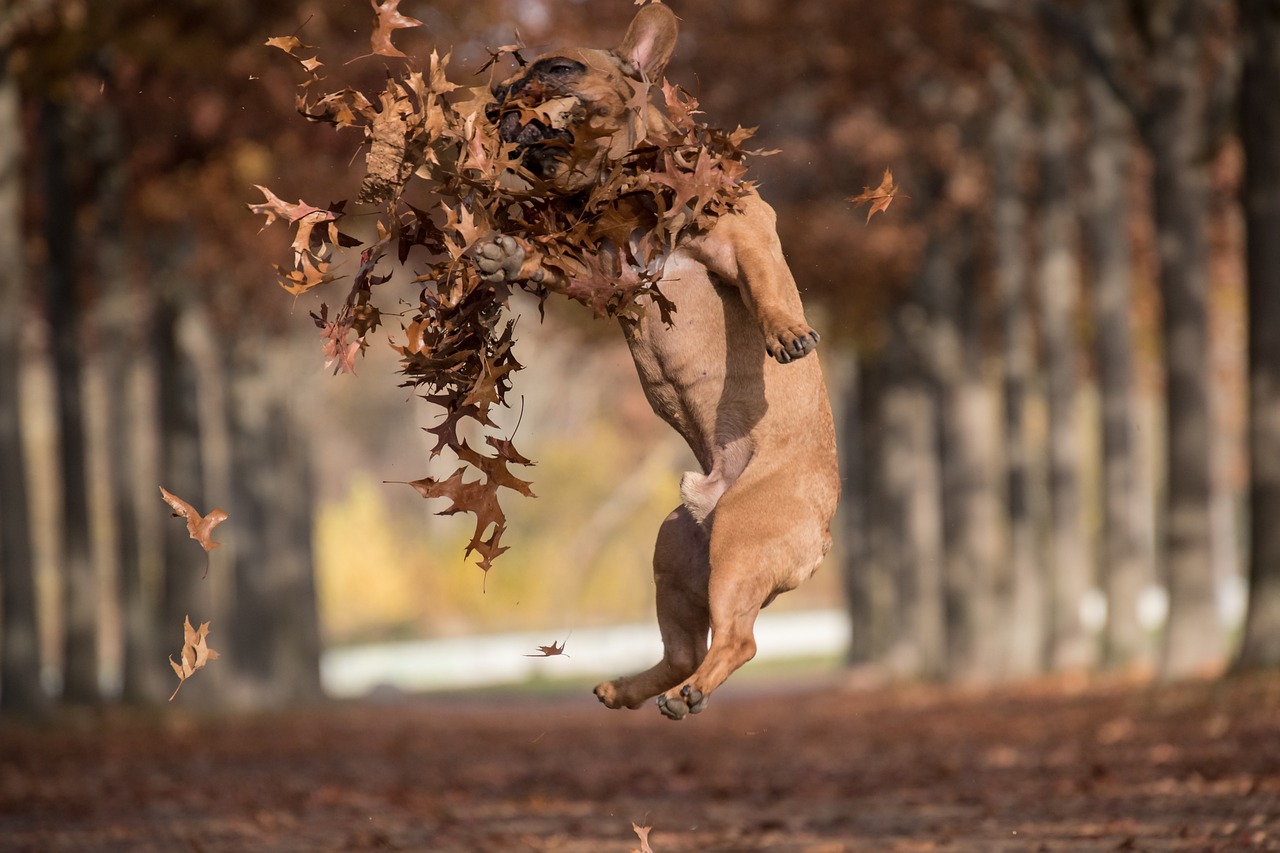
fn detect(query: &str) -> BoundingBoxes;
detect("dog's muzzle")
[486,97,578,179]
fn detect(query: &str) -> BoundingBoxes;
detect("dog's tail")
[679,471,727,525]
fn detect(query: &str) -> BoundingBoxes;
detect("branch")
[955,0,1146,123]
[1202,24,1241,160]
[0,0,60,47]
[1035,0,1146,122]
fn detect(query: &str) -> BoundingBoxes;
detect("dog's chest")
[619,252,766,460]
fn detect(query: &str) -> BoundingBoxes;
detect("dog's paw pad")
[680,684,708,714]
[657,693,689,720]
[658,685,708,719]
[474,235,526,283]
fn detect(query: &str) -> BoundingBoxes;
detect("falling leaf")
[159,488,228,578]
[525,639,568,657]
[847,168,900,223]
[630,823,656,853]
[477,36,527,73]
[370,0,423,59]
[168,616,220,702]
[265,35,312,55]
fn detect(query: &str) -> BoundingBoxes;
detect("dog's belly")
[621,251,764,467]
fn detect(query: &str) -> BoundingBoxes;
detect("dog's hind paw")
[657,684,707,720]
[765,325,820,364]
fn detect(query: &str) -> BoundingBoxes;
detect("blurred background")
[1,0,1276,713]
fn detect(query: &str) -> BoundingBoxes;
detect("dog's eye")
[544,60,581,76]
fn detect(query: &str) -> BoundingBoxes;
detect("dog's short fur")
[476,4,840,719]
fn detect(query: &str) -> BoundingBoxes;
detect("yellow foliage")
[315,416,684,646]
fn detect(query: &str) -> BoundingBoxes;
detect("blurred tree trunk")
[0,51,45,713]
[1137,4,1224,678]
[228,350,323,705]
[94,104,166,704]
[920,221,1004,683]
[155,292,211,667]
[842,355,898,674]
[40,98,98,704]
[991,66,1043,676]
[1081,3,1151,671]
[879,311,946,680]
[1036,83,1093,672]
[839,354,872,666]
[1236,0,1280,670]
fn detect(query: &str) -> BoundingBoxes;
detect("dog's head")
[485,4,679,193]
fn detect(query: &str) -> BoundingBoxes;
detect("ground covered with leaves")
[2,672,1278,852]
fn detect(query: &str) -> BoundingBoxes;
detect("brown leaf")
[524,639,568,657]
[265,35,323,75]
[391,468,511,572]
[630,823,656,853]
[477,38,528,74]
[847,168,900,223]
[159,487,229,559]
[168,616,220,702]
[370,0,423,59]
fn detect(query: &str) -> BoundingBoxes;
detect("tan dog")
[476,4,840,719]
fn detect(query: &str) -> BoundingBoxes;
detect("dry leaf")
[168,616,220,702]
[847,167,900,223]
[159,487,228,579]
[525,639,568,657]
[370,0,423,58]
[630,822,656,853]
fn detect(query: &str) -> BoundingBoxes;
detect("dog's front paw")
[765,324,821,364]
[475,235,527,283]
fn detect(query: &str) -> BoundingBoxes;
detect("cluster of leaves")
[250,1,767,572]
[159,487,228,699]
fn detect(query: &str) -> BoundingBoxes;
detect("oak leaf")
[847,168,900,223]
[392,468,512,572]
[159,486,228,561]
[630,823,656,853]
[168,616,220,702]
[525,639,568,657]
[370,0,423,59]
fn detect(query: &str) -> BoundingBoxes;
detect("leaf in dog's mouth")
[253,33,771,572]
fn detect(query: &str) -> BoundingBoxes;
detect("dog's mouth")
[485,95,585,181]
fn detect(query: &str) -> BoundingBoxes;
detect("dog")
[475,3,840,719]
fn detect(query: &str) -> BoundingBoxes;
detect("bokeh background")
[1,0,1276,714]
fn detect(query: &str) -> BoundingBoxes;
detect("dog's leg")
[687,195,822,364]
[655,471,830,720]
[594,505,711,709]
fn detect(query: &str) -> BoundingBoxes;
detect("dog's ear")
[617,3,678,80]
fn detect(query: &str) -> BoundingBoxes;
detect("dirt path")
[1,672,1277,852]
